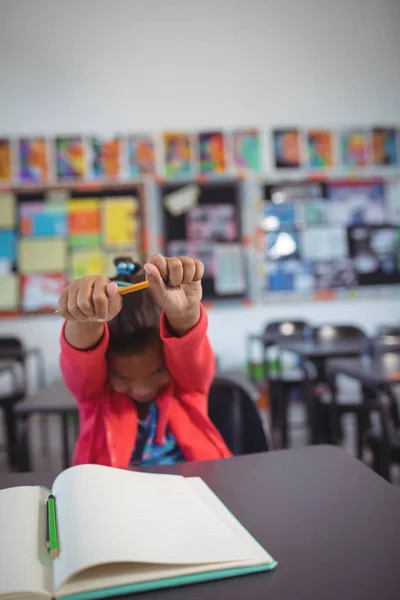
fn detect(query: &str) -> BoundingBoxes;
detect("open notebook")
[0,464,277,600]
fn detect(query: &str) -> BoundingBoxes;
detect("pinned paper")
[0,231,16,260]
[214,244,246,295]
[21,274,67,311]
[68,198,101,248]
[0,193,16,227]
[0,274,18,310]
[18,138,49,183]
[20,202,66,237]
[70,250,105,280]
[19,238,67,274]
[0,139,12,182]
[164,185,200,217]
[102,196,139,246]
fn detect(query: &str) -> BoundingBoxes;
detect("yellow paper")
[102,197,139,246]
[70,250,105,280]
[19,239,66,274]
[0,193,16,227]
[0,274,18,309]
[68,198,100,213]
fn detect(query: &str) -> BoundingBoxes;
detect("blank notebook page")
[52,465,255,590]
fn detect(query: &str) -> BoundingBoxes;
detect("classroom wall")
[1,0,400,380]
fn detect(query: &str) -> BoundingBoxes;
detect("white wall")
[1,0,400,381]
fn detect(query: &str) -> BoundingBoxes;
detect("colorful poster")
[102,196,139,247]
[186,204,237,242]
[232,129,261,172]
[19,202,66,237]
[326,181,385,226]
[18,238,67,274]
[56,137,85,179]
[68,198,101,248]
[0,274,18,310]
[307,130,334,168]
[90,137,122,179]
[372,128,399,166]
[272,129,301,169]
[70,250,105,280]
[198,131,226,174]
[21,274,67,311]
[263,203,296,231]
[18,138,49,183]
[163,132,193,177]
[0,139,12,182]
[128,135,156,177]
[341,130,370,167]
[0,192,16,227]
[267,260,313,292]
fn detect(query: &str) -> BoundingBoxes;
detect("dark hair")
[107,257,161,355]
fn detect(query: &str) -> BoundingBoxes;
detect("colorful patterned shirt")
[129,401,185,466]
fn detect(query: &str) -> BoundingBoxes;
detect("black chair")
[0,337,45,467]
[208,370,271,455]
[309,325,368,448]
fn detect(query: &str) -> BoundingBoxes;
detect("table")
[14,380,76,470]
[277,339,364,443]
[1,446,400,600]
[328,355,400,477]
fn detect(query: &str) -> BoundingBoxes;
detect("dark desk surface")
[15,380,75,414]
[278,339,364,360]
[1,446,400,600]
[328,355,400,387]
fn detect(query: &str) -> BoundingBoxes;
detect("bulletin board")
[261,178,400,301]
[160,180,248,301]
[0,184,146,315]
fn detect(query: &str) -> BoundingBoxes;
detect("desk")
[328,356,400,477]
[15,380,76,470]
[277,339,364,443]
[1,447,400,600]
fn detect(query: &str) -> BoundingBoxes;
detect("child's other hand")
[58,275,122,323]
[144,254,203,331]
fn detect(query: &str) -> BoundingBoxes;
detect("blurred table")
[1,447,400,600]
[14,380,76,470]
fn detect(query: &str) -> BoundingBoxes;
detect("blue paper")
[0,230,16,260]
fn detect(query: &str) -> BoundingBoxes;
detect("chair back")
[208,370,271,456]
[264,320,308,341]
[311,324,367,344]
[0,337,25,363]
[372,327,400,355]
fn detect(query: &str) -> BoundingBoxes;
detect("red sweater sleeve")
[60,322,109,401]
[160,305,215,395]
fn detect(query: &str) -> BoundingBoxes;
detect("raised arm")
[58,275,122,399]
[144,254,214,394]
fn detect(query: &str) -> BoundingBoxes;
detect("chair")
[208,370,271,455]
[312,325,369,450]
[0,337,45,467]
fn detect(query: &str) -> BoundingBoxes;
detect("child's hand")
[58,275,122,323]
[144,254,203,334]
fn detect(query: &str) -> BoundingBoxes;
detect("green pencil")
[47,495,59,558]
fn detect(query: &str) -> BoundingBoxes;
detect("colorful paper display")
[56,137,85,179]
[341,131,370,167]
[198,132,226,174]
[372,128,399,166]
[0,139,12,182]
[128,135,156,177]
[163,132,193,177]
[307,130,334,168]
[232,129,261,172]
[19,202,66,237]
[273,129,301,169]
[91,137,122,179]
[102,196,139,247]
[68,198,101,248]
[18,238,67,274]
[21,274,67,311]
[18,138,49,183]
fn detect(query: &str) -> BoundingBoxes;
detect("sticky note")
[102,196,139,246]
[0,193,16,227]
[70,250,105,280]
[164,185,200,216]
[19,238,67,274]
[0,274,18,309]
[0,230,16,260]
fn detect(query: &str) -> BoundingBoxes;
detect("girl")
[58,253,232,467]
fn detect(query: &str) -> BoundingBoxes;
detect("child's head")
[107,257,171,403]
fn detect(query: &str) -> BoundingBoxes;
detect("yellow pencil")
[118,280,150,296]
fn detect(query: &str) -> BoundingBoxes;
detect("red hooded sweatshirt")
[60,306,232,467]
